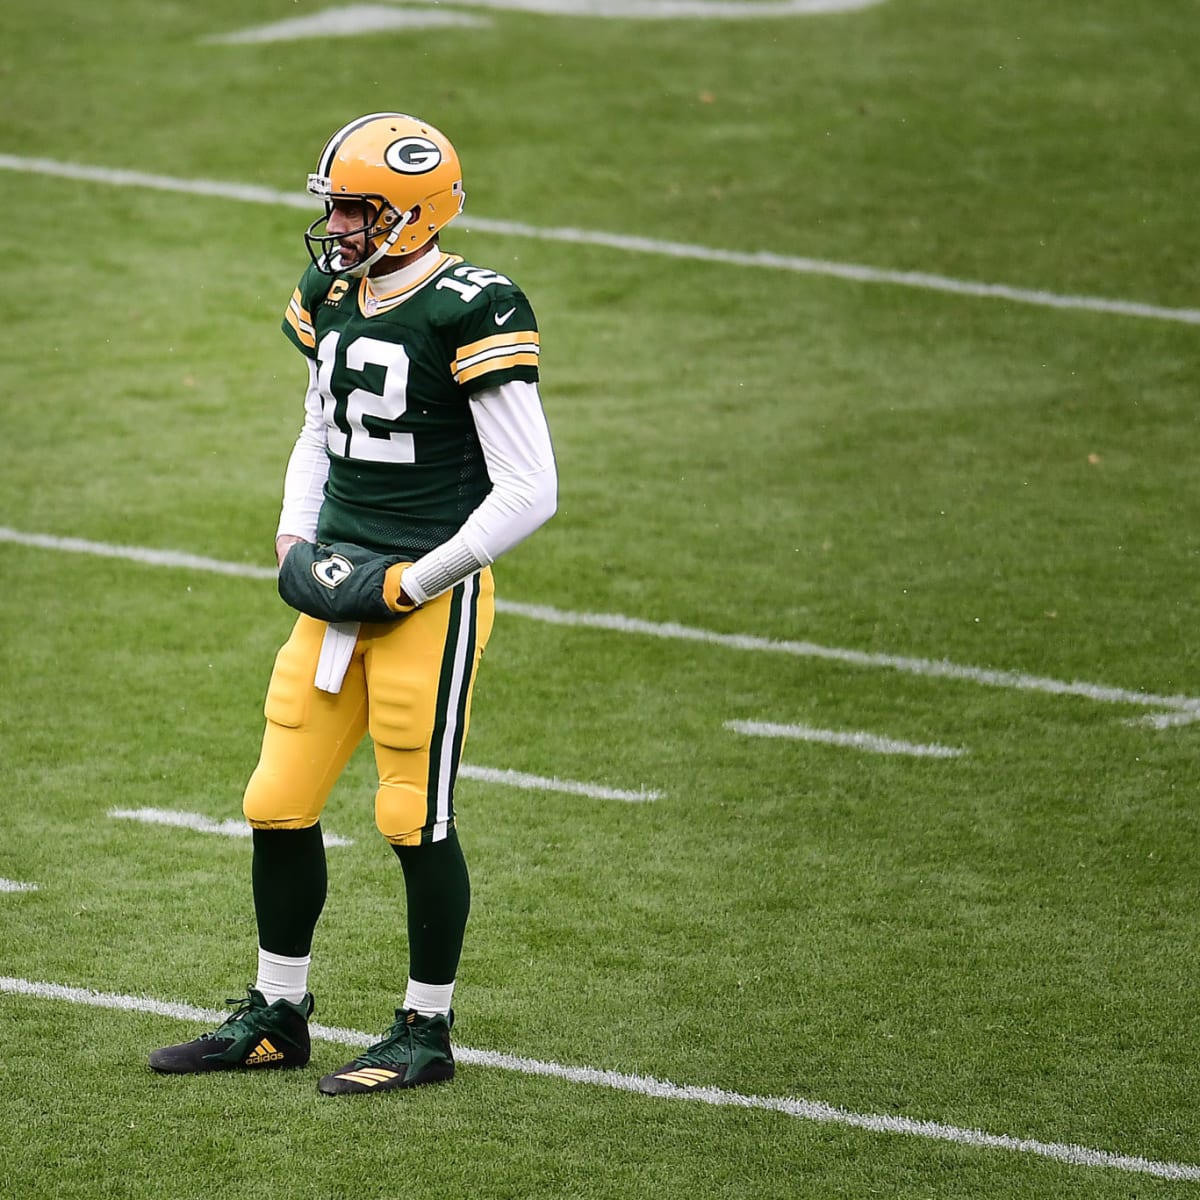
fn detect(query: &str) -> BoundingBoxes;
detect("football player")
[149,113,557,1094]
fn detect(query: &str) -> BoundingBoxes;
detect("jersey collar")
[360,251,459,316]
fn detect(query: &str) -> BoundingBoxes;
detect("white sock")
[254,947,311,1006]
[403,978,454,1016]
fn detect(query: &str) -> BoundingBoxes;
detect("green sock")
[252,825,327,957]
[392,829,471,985]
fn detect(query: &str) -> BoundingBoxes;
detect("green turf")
[1,1,1198,1196]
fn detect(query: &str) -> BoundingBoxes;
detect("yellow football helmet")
[305,112,465,276]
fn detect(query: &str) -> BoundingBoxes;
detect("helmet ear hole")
[379,205,418,231]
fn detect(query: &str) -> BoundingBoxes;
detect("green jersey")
[282,252,540,558]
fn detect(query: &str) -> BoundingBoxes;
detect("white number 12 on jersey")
[315,330,416,464]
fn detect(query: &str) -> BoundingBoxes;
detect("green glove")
[278,541,407,623]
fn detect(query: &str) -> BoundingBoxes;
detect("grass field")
[2,1,1199,1197]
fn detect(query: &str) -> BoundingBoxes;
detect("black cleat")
[318,1009,454,1095]
[149,987,313,1074]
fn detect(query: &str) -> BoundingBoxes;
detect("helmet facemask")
[305,187,414,277]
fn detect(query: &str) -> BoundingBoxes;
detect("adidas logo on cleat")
[317,1009,454,1095]
[148,988,313,1074]
[245,1038,286,1066]
[331,1068,400,1088]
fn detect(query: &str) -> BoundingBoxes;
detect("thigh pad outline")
[262,619,324,729]
[363,605,449,751]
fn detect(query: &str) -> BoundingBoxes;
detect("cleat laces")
[351,1016,415,1068]
[200,993,264,1042]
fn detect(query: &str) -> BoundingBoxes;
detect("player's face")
[325,198,376,269]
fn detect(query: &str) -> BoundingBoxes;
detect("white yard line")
[107,773,653,843]
[208,0,886,41]
[0,879,38,893]
[108,808,354,847]
[412,0,886,14]
[497,600,1200,722]
[459,764,661,801]
[2,525,1195,724]
[0,527,277,578]
[725,719,965,758]
[0,154,1196,326]
[204,6,489,43]
[0,974,1196,1181]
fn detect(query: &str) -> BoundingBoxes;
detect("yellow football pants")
[242,569,494,845]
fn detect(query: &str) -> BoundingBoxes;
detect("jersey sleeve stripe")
[454,337,540,371]
[453,351,540,386]
[454,330,540,362]
[285,291,316,349]
[451,333,539,383]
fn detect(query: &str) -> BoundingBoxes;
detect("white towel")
[314,621,360,693]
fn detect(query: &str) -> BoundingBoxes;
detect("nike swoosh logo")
[494,307,517,326]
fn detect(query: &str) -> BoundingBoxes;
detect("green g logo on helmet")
[384,137,443,175]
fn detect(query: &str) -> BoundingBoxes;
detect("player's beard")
[334,237,366,270]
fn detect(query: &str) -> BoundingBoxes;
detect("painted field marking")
[109,807,355,847]
[501,598,1199,723]
[0,975,1196,1182]
[0,528,277,578]
[2,526,1196,726]
[421,0,886,14]
[108,770,656,834]
[0,879,38,893]
[204,5,488,43]
[0,155,1196,327]
[726,719,965,758]
[1131,710,1199,730]
[459,764,661,802]
[208,0,886,41]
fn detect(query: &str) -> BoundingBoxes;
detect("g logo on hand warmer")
[312,554,354,589]
[281,541,403,623]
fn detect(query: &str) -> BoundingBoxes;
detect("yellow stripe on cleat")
[337,1068,399,1086]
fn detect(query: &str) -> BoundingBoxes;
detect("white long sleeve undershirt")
[276,364,557,604]
[276,359,328,544]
